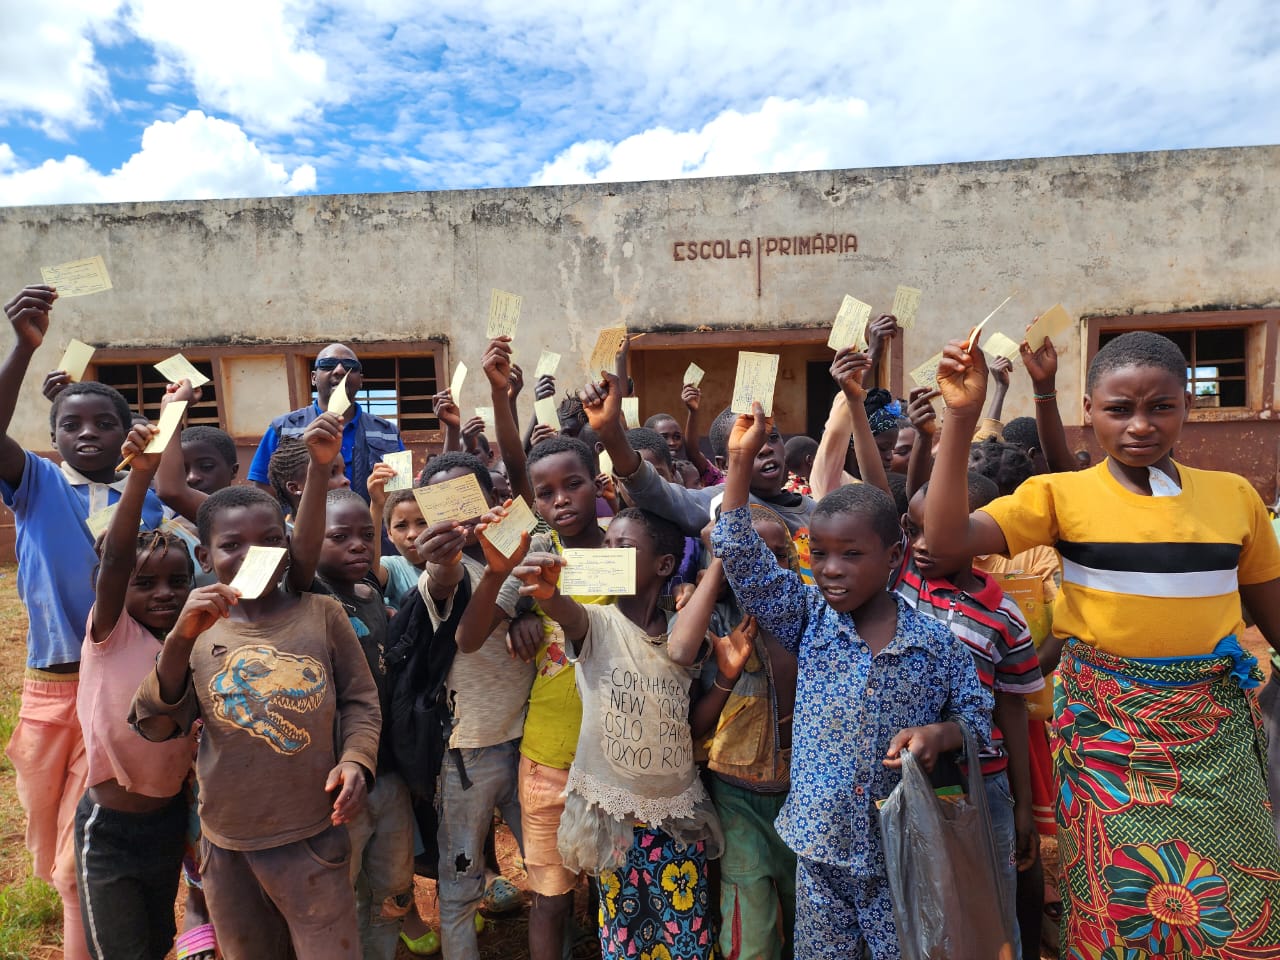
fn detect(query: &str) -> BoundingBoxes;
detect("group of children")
[5,278,1280,960]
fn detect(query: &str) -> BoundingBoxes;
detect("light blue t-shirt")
[1,452,165,667]
[380,555,422,612]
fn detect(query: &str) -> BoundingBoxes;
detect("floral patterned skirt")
[1055,636,1280,958]
[596,826,714,960]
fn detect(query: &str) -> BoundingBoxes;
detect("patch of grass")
[0,875,60,957]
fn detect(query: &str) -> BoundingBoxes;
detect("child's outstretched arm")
[680,384,716,480]
[512,551,588,652]
[287,413,344,591]
[365,462,394,588]
[152,583,240,709]
[93,423,166,643]
[434,391,463,453]
[832,347,889,496]
[482,337,534,504]
[923,341,1009,562]
[582,370,641,477]
[690,611,757,738]
[454,501,533,653]
[668,557,725,665]
[0,286,56,487]
[905,387,940,499]
[1019,333,1076,473]
[154,380,205,522]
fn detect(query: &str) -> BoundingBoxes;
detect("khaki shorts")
[518,755,578,896]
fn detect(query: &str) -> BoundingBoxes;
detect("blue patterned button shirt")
[712,504,992,876]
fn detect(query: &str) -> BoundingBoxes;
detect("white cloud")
[125,0,335,133]
[0,110,316,205]
[532,96,870,185]
[0,0,124,135]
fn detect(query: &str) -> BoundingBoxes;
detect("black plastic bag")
[878,723,1015,960]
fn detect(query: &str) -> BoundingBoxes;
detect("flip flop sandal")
[480,876,523,916]
[175,923,218,960]
[399,929,441,955]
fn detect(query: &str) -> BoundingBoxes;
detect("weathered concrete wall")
[0,145,1276,455]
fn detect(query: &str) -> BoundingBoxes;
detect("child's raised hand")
[163,378,203,408]
[512,551,564,600]
[713,614,757,682]
[120,422,162,474]
[530,423,558,447]
[460,416,485,451]
[868,313,901,351]
[367,462,397,511]
[578,370,624,432]
[1020,329,1058,388]
[508,363,525,401]
[4,285,56,351]
[672,581,697,612]
[475,501,531,574]
[326,761,368,825]
[727,404,770,462]
[433,391,461,430]
[883,722,956,773]
[506,612,543,663]
[41,370,71,402]
[990,355,1013,388]
[303,412,343,465]
[597,472,617,511]
[681,383,701,412]
[906,387,941,436]
[482,337,513,392]
[415,520,466,568]
[830,347,872,402]
[533,374,556,401]
[168,583,239,645]
[935,339,989,418]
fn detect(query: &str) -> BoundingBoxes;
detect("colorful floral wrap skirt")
[1055,636,1280,958]
[596,826,714,960]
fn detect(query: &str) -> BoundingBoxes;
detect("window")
[1097,326,1247,409]
[301,353,441,433]
[95,358,221,426]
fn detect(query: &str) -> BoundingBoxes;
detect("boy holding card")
[0,284,170,958]
[510,507,729,960]
[131,411,381,960]
[415,452,535,960]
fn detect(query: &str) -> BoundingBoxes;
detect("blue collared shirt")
[712,504,992,875]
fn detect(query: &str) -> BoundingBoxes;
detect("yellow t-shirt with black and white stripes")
[981,461,1280,658]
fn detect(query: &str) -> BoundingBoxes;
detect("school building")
[0,144,1276,554]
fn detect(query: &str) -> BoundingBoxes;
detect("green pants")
[709,777,796,960]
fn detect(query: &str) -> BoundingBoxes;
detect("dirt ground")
[0,557,1272,959]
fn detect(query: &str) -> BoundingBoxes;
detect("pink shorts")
[518,755,577,896]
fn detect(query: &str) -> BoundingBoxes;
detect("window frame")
[1084,310,1279,423]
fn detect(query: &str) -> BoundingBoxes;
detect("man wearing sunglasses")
[246,343,405,503]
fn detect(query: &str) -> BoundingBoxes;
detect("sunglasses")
[314,357,362,373]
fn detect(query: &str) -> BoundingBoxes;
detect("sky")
[0,1,1276,206]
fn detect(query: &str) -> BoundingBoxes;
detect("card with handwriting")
[449,361,467,399]
[476,406,495,434]
[731,351,780,416]
[621,397,640,429]
[535,396,560,427]
[154,353,210,389]
[588,326,628,376]
[683,363,705,387]
[892,285,922,329]
[327,374,351,415]
[382,450,413,492]
[560,547,636,596]
[1025,304,1073,351]
[827,295,872,351]
[482,496,538,559]
[413,473,490,526]
[144,401,187,453]
[58,339,95,381]
[40,256,112,298]
[982,331,1022,365]
[229,545,288,599]
[909,352,944,391]
[535,350,560,379]
[487,289,523,338]
[85,504,118,539]
[598,449,614,476]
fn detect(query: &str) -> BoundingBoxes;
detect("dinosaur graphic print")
[208,644,327,755]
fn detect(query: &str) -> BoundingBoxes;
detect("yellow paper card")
[892,285,922,329]
[229,545,288,600]
[449,361,467,400]
[412,473,490,526]
[1025,304,1073,351]
[598,449,614,476]
[476,406,495,434]
[154,353,210,389]
[535,396,559,428]
[982,331,1023,365]
[621,397,640,429]
[85,503,118,539]
[535,350,560,379]
[588,326,628,376]
[683,363,705,387]
[382,450,413,492]
[144,401,187,453]
[560,547,636,597]
[827,295,872,351]
[731,352,780,416]
[487,289,523,338]
[327,374,351,416]
[40,256,112,298]
[909,352,944,391]
[58,339,95,381]
[482,496,538,559]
